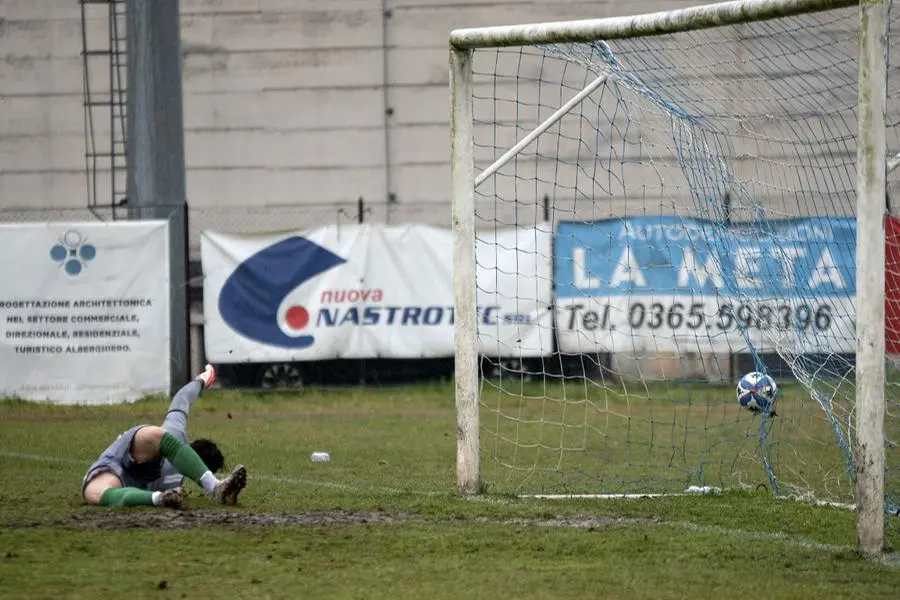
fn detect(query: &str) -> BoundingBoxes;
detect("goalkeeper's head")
[190,438,225,473]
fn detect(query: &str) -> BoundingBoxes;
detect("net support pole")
[451,46,480,496]
[475,73,608,188]
[855,0,887,555]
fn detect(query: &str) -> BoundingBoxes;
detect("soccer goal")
[450,0,897,553]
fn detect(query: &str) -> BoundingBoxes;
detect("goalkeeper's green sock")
[158,431,218,494]
[99,487,164,507]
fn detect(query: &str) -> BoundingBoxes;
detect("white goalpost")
[856,0,888,554]
[450,0,892,553]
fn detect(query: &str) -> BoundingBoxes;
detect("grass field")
[1,380,898,599]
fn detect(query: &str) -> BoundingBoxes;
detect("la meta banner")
[554,216,857,355]
[201,223,553,362]
[0,221,171,404]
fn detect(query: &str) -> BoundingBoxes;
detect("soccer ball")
[736,371,778,413]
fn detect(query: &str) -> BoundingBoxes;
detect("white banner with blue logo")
[554,216,856,354]
[0,221,171,404]
[201,224,553,362]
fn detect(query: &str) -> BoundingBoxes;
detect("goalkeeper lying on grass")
[82,364,247,509]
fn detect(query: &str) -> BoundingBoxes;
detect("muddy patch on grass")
[7,511,660,531]
[51,509,407,530]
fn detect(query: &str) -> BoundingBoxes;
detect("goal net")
[451,0,899,531]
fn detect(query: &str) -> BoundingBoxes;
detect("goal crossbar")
[449,0,857,49]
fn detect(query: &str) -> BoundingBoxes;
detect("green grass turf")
[0,380,897,599]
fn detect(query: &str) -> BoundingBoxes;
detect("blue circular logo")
[65,259,83,276]
[79,244,96,261]
[50,244,67,262]
[50,231,96,276]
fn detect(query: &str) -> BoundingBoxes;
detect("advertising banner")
[0,221,171,404]
[476,222,554,358]
[554,216,856,355]
[202,224,553,362]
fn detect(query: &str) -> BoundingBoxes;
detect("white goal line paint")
[0,450,444,498]
[0,450,858,509]
[0,450,856,508]
[0,451,79,464]
[528,492,858,511]
[257,473,446,497]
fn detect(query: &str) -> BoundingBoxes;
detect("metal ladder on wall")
[80,0,128,220]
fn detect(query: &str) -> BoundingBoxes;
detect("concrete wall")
[0,0,884,257]
[0,0,721,251]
